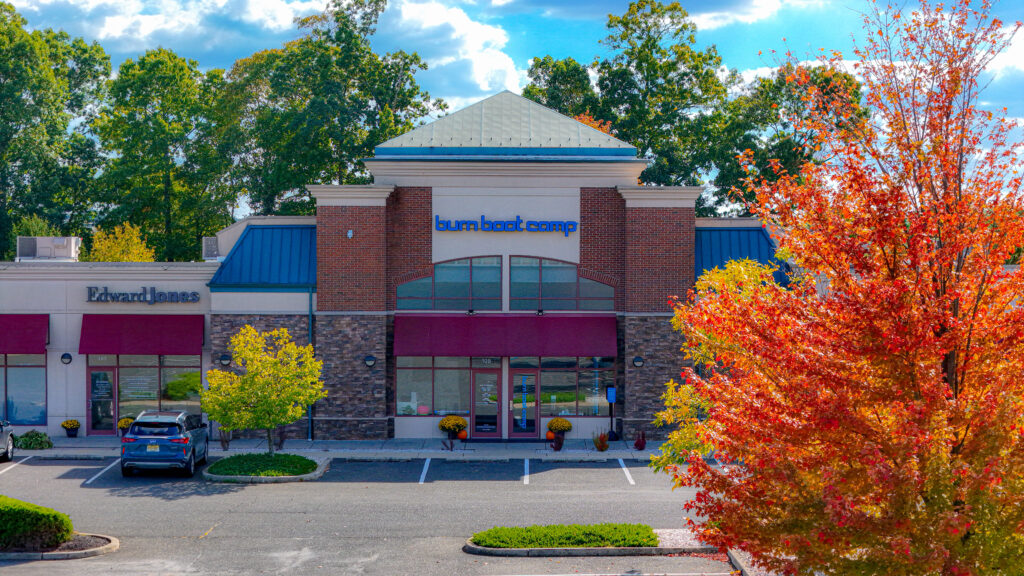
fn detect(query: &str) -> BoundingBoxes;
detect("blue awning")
[209,225,316,292]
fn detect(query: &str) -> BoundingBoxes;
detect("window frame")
[0,353,47,426]
[509,256,615,311]
[396,256,503,311]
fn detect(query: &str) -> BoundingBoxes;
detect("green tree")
[0,3,109,257]
[522,56,600,118]
[204,326,325,455]
[219,0,442,215]
[94,48,234,261]
[81,223,155,262]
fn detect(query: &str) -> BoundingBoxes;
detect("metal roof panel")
[208,225,316,291]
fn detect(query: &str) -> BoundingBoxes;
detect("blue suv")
[121,411,209,477]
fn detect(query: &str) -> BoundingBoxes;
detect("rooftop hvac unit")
[15,236,82,262]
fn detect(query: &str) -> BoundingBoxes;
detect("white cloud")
[491,0,514,5]
[691,0,825,31]
[989,28,1024,79]
[393,0,524,94]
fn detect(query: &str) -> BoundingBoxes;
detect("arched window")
[509,257,614,311]
[397,257,502,310]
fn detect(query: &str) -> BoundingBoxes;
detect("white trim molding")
[617,185,703,208]
[364,160,647,188]
[307,185,395,206]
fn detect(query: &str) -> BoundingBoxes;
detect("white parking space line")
[0,455,33,476]
[418,458,431,484]
[523,458,529,485]
[85,459,120,485]
[618,458,636,485]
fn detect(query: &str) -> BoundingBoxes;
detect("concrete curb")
[727,549,768,576]
[462,539,718,557]
[202,456,330,484]
[0,533,119,561]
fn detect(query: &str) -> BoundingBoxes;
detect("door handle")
[508,400,513,412]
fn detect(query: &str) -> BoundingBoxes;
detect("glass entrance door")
[472,370,501,438]
[87,369,116,435]
[509,371,539,438]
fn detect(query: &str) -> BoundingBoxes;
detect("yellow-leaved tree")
[203,326,325,454]
[83,223,155,262]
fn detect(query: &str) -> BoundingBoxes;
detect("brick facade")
[316,205,387,311]
[580,187,626,310]
[624,207,696,313]
[623,315,688,440]
[386,187,432,310]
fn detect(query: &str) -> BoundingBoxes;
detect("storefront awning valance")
[393,314,617,357]
[0,314,49,354]
[79,314,204,355]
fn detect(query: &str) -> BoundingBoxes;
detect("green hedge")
[207,453,317,477]
[13,430,53,450]
[0,495,73,551]
[471,523,658,548]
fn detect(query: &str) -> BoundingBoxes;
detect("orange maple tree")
[573,111,613,135]
[655,1,1024,575]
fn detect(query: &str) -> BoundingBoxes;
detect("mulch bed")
[2,533,110,554]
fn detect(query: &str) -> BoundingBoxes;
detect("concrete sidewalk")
[31,435,663,462]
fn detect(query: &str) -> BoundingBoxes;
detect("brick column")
[308,185,393,439]
[619,186,700,439]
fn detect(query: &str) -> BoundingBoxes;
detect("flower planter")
[65,428,79,438]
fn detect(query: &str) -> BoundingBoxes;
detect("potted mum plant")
[60,419,80,438]
[438,415,467,451]
[117,417,134,436]
[547,417,572,451]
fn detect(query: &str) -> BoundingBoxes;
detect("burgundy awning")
[393,314,617,357]
[0,314,49,354]
[79,314,204,355]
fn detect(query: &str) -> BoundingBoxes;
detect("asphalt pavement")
[0,454,733,576]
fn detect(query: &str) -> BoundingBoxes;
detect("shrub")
[0,495,73,551]
[472,523,657,549]
[13,430,52,450]
[207,453,317,477]
[60,419,80,430]
[547,417,572,433]
[438,415,467,433]
[593,431,609,452]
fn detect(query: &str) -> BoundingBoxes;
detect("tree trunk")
[266,428,275,455]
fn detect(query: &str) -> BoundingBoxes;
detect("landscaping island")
[0,495,118,560]
[464,523,718,557]
[203,453,329,483]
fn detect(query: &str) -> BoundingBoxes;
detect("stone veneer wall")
[313,315,388,439]
[209,314,312,440]
[622,316,688,440]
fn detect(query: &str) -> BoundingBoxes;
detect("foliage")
[572,112,613,135]
[207,453,317,477]
[116,417,133,431]
[438,415,467,433]
[471,523,657,549]
[592,431,609,452]
[60,420,79,430]
[203,325,325,455]
[0,3,110,259]
[522,56,599,118]
[0,495,73,551]
[218,0,441,215]
[547,417,572,433]
[93,48,234,261]
[162,371,201,401]
[658,2,1024,575]
[7,215,57,259]
[81,223,155,262]
[12,430,52,449]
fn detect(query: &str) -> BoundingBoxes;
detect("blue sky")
[10,0,1024,117]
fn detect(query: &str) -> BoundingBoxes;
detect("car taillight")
[122,437,136,443]
[169,437,189,444]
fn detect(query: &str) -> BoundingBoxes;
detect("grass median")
[471,523,658,549]
[207,453,317,477]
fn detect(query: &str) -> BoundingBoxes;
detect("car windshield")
[129,422,182,436]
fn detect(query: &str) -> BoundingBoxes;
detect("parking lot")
[0,454,732,575]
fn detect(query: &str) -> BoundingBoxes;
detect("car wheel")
[121,463,132,477]
[183,451,195,478]
[1,436,13,462]
[198,439,209,465]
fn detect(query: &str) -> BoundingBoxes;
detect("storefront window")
[510,257,614,311]
[117,367,160,420]
[397,256,502,311]
[396,369,432,415]
[86,355,202,422]
[396,357,478,417]
[2,354,47,425]
[433,370,471,415]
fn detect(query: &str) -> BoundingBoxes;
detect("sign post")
[606,385,618,441]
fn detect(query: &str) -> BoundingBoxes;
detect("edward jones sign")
[87,286,200,304]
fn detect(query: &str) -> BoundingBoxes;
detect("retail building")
[0,92,781,440]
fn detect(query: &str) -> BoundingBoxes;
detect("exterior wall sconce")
[466,309,475,316]
[632,356,645,368]
[60,353,73,365]
[536,309,544,316]
[218,353,232,367]
[364,355,377,368]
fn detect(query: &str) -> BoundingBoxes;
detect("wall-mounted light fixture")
[347,230,354,239]
[466,309,476,316]
[364,355,377,368]
[632,356,645,368]
[536,310,544,316]
[218,353,232,367]
[60,353,73,365]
